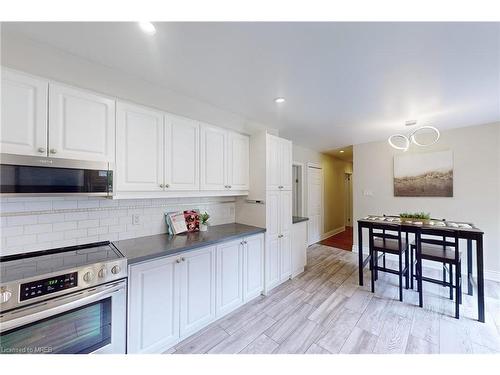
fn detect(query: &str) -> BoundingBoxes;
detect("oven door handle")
[0,281,126,332]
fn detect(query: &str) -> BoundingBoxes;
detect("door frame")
[292,161,305,217]
[345,172,353,227]
[307,162,324,245]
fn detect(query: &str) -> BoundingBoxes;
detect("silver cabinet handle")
[228,185,232,189]
[181,257,185,262]
[49,148,57,154]
[176,258,181,264]
[165,184,170,188]
[159,184,164,188]
[38,147,46,153]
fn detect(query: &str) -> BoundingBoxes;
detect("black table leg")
[467,239,473,296]
[358,224,364,286]
[416,232,423,308]
[476,236,485,323]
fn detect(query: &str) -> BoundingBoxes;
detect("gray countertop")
[292,216,309,224]
[113,223,266,265]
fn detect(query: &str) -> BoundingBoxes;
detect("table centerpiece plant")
[399,212,431,224]
[200,211,210,231]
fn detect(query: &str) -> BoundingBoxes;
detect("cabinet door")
[1,69,48,156]
[48,83,115,161]
[280,190,293,235]
[291,221,308,277]
[200,124,227,190]
[265,236,280,291]
[128,257,180,353]
[279,232,292,282]
[227,132,249,190]
[266,134,281,190]
[243,234,264,302]
[116,102,164,192]
[266,190,280,238]
[280,138,293,190]
[179,246,216,337]
[165,114,199,190]
[216,239,244,317]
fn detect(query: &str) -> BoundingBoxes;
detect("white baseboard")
[320,226,345,241]
[352,244,500,282]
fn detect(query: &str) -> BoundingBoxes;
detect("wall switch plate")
[132,214,141,225]
[363,190,374,197]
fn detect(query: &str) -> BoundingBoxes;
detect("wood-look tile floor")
[170,244,500,354]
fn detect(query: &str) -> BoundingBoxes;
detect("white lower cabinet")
[291,220,308,277]
[127,256,180,354]
[243,234,265,302]
[127,233,264,353]
[279,232,292,282]
[179,246,216,337]
[216,239,244,317]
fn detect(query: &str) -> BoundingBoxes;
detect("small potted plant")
[399,212,431,224]
[199,211,210,231]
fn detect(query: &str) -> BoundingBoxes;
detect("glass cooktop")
[0,242,124,284]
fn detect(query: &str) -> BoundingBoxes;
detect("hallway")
[319,227,353,251]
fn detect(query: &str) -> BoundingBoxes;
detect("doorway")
[292,163,304,217]
[307,163,323,245]
[345,173,353,227]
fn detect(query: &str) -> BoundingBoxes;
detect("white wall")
[353,122,500,280]
[0,30,276,136]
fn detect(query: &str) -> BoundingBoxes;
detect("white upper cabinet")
[227,131,249,190]
[48,83,115,161]
[116,102,164,192]
[1,69,48,156]
[266,134,292,191]
[280,138,293,190]
[200,124,227,190]
[165,115,200,190]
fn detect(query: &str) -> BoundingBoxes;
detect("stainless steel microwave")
[0,154,113,197]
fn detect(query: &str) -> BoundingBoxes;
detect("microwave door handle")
[0,282,126,332]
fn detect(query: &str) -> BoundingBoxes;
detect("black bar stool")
[369,222,409,302]
[413,228,462,318]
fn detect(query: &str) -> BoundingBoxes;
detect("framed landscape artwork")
[394,150,453,197]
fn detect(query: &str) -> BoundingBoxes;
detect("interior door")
[48,83,115,162]
[128,257,180,354]
[164,114,200,190]
[307,165,323,245]
[1,69,48,156]
[115,102,164,192]
[227,132,249,190]
[200,124,227,190]
[216,239,244,317]
[179,246,216,337]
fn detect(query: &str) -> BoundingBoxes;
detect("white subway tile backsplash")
[1,196,236,256]
[53,221,78,232]
[64,229,88,240]
[77,219,100,229]
[24,223,53,235]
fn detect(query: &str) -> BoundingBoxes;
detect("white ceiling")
[3,22,499,151]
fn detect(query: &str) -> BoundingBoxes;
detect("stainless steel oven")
[0,242,127,354]
[0,153,113,197]
[0,280,126,354]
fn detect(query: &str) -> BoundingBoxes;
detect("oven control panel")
[19,272,78,301]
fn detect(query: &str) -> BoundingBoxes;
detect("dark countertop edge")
[119,226,266,266]
[292,216,309,224]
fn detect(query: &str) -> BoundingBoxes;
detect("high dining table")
[357,216,485,322]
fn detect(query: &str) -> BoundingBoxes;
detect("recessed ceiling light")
[138,22,156,35]
[340,150,345,153]
[274,97,286,104]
